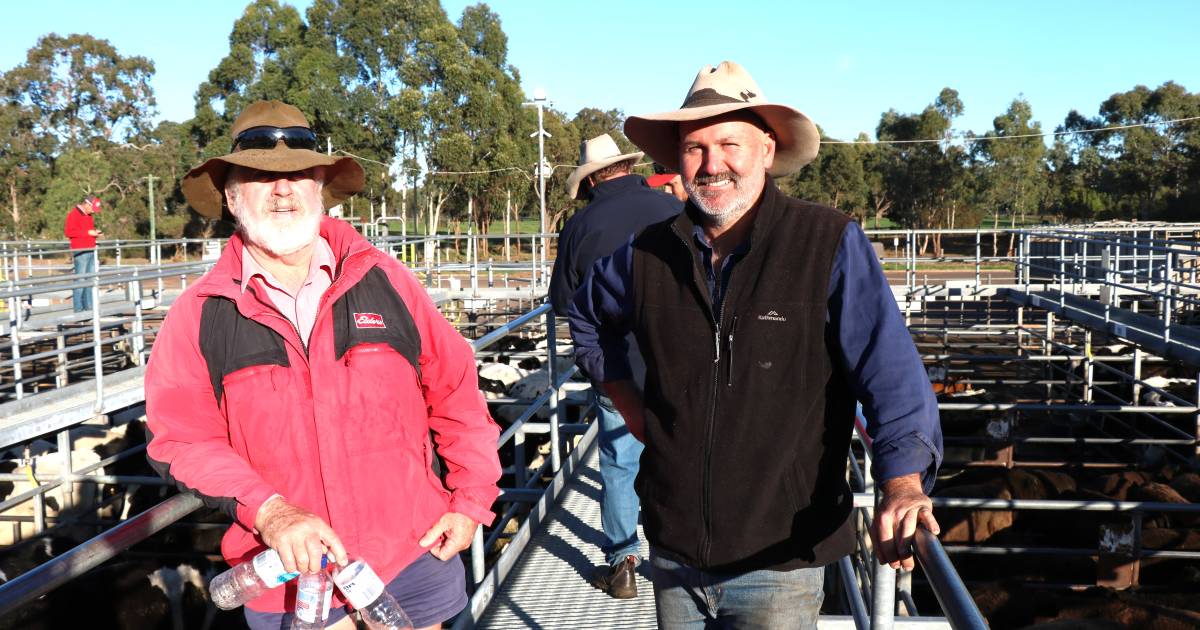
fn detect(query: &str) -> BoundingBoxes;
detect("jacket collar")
[196,216,383,313]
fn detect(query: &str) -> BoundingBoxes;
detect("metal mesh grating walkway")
[476,447,657,629]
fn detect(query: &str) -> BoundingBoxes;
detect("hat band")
[681,87,757,109]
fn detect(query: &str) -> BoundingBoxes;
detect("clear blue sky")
[5,1,1198,141]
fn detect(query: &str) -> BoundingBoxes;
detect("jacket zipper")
[727,315,738,387]
[675,226,744,567]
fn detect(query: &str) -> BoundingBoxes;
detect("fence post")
[91,273,104,413]
[546,309,561,472]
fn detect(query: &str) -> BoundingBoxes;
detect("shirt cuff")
[871,433,940,494]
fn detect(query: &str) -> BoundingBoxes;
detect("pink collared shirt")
[241,237,336,348]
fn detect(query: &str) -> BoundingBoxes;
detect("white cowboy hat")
[565,134,644,200]
[624,61,820,177]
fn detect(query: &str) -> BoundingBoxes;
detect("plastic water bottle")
[291,557,332,629]
[209,548,300,610]
[331,559,413,630]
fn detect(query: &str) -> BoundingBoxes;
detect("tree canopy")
[1,4,1198,241]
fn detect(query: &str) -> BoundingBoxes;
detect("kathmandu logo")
[757,310,787,322]
[353,312,386,329]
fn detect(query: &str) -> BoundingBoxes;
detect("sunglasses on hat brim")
[232,126,319,152]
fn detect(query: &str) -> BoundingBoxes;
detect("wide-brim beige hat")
[181,100,365,219]
[624,61,820,177]
[565,133,644,200]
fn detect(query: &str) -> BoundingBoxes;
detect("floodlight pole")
[145,174,158,264]
[525,88,551,290]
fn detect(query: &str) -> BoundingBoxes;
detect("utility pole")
[524,87,551,289]
[145,174,158,264]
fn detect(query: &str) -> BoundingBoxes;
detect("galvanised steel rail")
[0,493,203,616]
[912,528,987,630]
[1013,227,1200,356]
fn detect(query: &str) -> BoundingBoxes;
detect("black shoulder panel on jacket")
[331,266,421,377]
[199,297,290,405]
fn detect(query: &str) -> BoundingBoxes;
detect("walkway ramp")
[477,446,657,629]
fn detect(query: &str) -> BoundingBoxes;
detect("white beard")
[683,168,765,227]
[230,193,323,257]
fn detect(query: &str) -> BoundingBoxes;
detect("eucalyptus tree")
[0,33,156,236]
[794,137,867,222]
[191,0,309,158]
[875,88,968,255]
[972,97,1047,232]
[1093,82,1200,219]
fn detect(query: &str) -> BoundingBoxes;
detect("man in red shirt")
[62,196,102,312]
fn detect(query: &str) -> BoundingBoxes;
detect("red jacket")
[63,207,96,249]
[145,217,500,613]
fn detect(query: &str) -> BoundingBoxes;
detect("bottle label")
[333,561,385,609]
[252,549,300,586]
[294,581,322,623]
[321,584,333,621]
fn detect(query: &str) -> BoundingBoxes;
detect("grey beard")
[684,175,759,227]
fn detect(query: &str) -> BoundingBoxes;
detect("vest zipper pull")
[713,328,720,363]
[727,316,737,387]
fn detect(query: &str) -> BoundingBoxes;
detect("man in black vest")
[550,134,682,598]
[568,62,943,628]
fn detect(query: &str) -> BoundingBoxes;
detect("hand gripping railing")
[850,409,988,630]
[912,527,988,630]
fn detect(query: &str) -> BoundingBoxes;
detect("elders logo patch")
[354,312,386,329]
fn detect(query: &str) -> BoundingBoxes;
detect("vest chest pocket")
[730,301,819,390]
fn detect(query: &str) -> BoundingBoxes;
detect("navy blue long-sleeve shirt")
[550,174,682,388]
[567,219,942,489]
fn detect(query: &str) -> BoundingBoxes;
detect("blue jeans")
[595,391,643,566]
[650,550,825,629]
[71,250,95,312]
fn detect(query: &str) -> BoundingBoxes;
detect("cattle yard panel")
[9,224,1197,627]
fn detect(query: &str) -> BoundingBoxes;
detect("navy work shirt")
[549,174,682,388]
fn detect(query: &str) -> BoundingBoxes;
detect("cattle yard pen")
[1,222,1198,627]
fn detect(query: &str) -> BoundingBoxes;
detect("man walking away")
[549,133,682,598]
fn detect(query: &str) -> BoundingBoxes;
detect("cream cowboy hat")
[624,61,820,177]
[565,134,645,200]
[181,100,365,219]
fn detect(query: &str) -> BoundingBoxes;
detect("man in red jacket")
[62,196,102,311]
[146,100,501,630]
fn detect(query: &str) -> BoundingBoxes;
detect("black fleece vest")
[631,181,856,572]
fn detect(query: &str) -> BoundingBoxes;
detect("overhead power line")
[335,148,581,179]
[820,115,1200,145]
